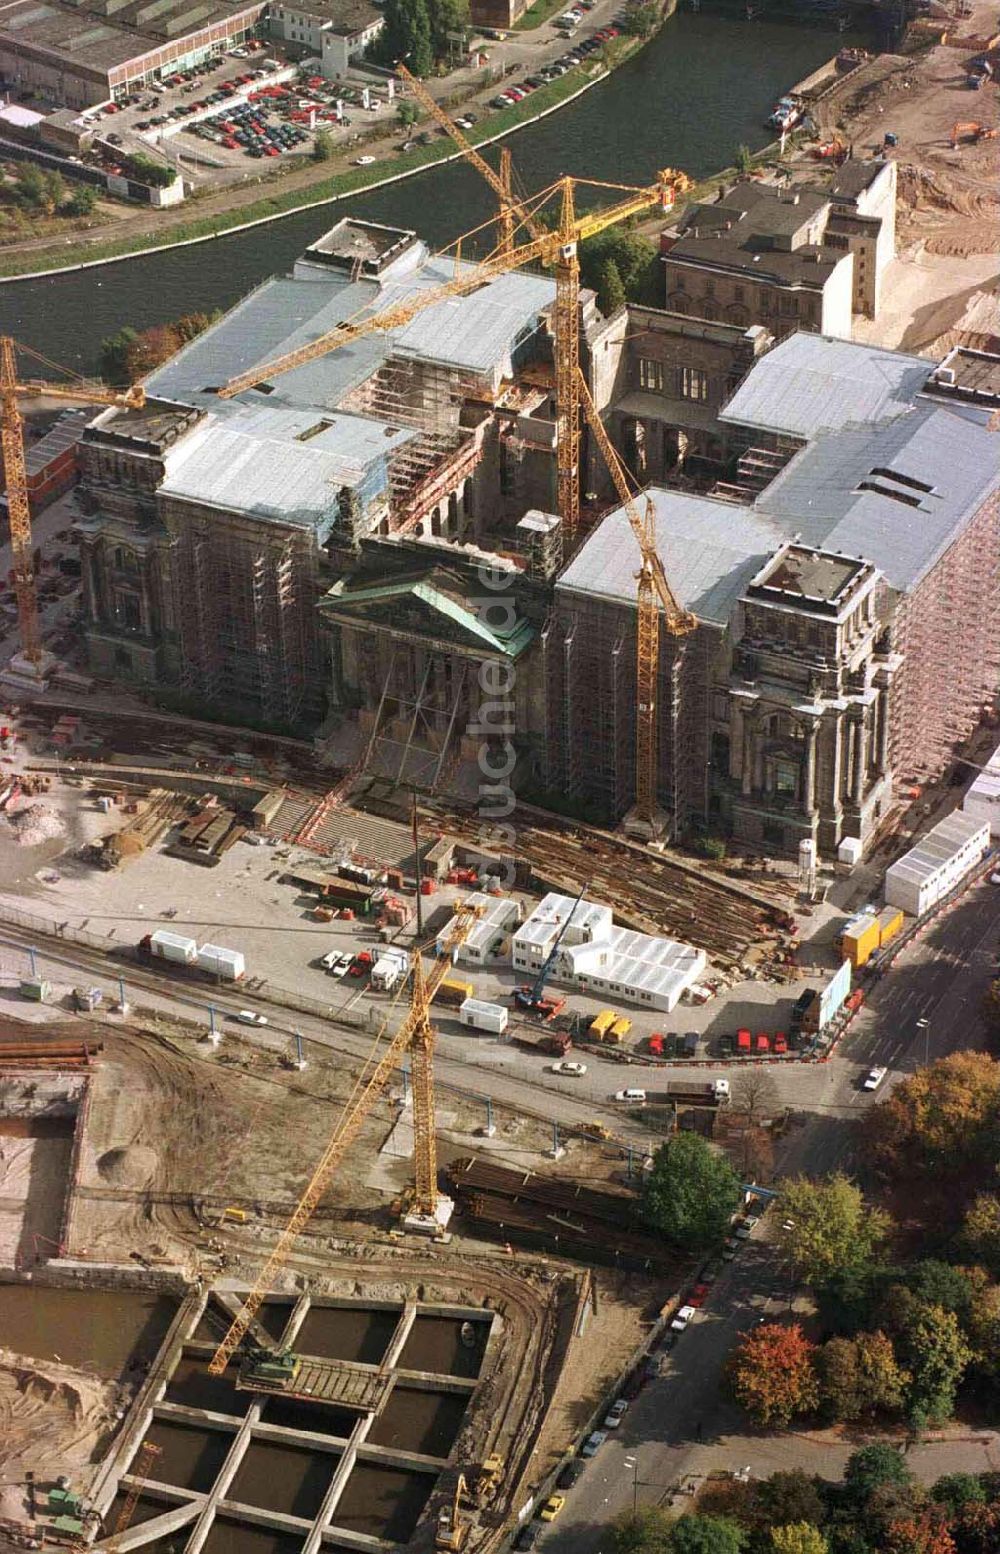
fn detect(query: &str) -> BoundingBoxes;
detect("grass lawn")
[514,0,569,30]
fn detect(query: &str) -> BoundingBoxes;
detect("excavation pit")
[163,1355,248,1417]
[367,1386,470,1457]
[260,1394,356,1438]
[399,1314,488,1378]
[0,1284,176,1379]
[333,1461,435,1543]
[292,1303,399,1365]
[145,1420,236,1493]
[227,1438,337,1519]
[201,1520,308,1554]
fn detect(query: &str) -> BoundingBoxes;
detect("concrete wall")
[818,251,854,339]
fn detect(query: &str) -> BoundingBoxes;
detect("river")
[0,13,854,371]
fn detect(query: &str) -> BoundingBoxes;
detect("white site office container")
[149,929,198,964]
[459,997,509,1035]
[838,836,862,867]
[371,950,409,991]
[885,812,990,918]
[196,943,245,980]
[963,741,1000,839]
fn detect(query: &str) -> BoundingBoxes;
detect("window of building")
[704,279,715,298]
[763,819,784,847]
[775,760,798,798]
[734,285,744,301]
[680,366,708,402]
[639,358,664,392]
[712,690,729,723]
[675,274,686,291]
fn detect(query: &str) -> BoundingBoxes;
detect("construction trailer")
[885,812,991,917]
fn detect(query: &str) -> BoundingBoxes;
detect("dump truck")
[664,1078,730,1107]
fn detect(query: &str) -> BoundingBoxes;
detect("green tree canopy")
[961,1194,1000,1275]
[596,257,626,316]
[579,227,659,306]
[897,1303,972,1427]
[770,1526,829,1554]
[611,1506,675,1554]
[844,1445,913,1504]
[777,1174,889,1287]
[642,1133,741,1250]
[930,1472,987,1517]
[754,1471,826,1533]
[668,1515,746,1554]
[312,129,334,161]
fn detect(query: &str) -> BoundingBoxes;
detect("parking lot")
[75,0,638,193]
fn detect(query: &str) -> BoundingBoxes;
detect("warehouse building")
[0,0,265,108]
[512,891,706,1012]
[884,812,990,918]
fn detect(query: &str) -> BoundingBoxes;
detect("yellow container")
[589,1009,617,1039]
[841,914,880,968]
[609,1017,633,1043]
[434,977,474,1008]
[876,906,904,947]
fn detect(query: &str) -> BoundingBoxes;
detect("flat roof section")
[0,0,262,73]
[886,811,990,888]
[750,544,865,607]
[557,490,781,627]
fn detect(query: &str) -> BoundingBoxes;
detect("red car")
[688,1282,710,1307]
[755,1032,770,1053]
[349,951,372,977]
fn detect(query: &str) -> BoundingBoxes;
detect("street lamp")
[624,1455,639,1515]
[916,1017,929,1068]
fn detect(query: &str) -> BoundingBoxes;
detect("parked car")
[604,1398,628,1429]
[613,1088,646,1103]
[353,154,376,165]
[349,951,373,977]
[557,1459,586,1489]
[539,1494,565,1522]
[551,1060,587,1076]
[581,1430,607,1457]
[671,1304,697,1332]
[688,1282,710,1307]
[773,1031,788,1054]
[863,1065,888,1090]
[513,1528,539,1551]
[234,1009,267,1026]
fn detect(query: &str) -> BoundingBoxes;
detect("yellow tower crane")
[207,899,483,1376]
[217,170,690,536]
[0,337,145,667]
[576,368,696,828]
[102,1440,162,1552]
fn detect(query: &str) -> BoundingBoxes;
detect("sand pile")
[98,1144,158,1189]
[6,803,65,847]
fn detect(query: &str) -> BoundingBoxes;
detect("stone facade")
[715,546,894,856]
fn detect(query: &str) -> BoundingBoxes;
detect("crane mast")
[577,368,695,825]
[103,1440,162,1552]
[208,902,482,1376]
[0,335,144,666]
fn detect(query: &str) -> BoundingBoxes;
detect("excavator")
[950,121,998,147]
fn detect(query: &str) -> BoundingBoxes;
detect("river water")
[0,14,851,371]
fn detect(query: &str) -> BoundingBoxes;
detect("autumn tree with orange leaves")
[729,1322,819,1428]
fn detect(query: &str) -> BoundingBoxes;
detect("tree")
[312,129,334,161]
[125,152,175,188]
[817,1336,862,1422]
[621,2,658,35]
[397,99,420,128]
[740,1124,775,1183]
[62,183,97,216]
[597,257,626,317]
[729,1322,819,1428]
[930,1473,986,1518]
[378,0,434,75]
[897,1304,971,1426]
[964,1275,1000,1375]
[735,144,754,174]
[955,1497,1000,1554]
[612,1507,675,1554]
[642,1133,741,1251]
[668,1516,746,1554]
[579,227,659,306]
[731,1069,780,1126]
[864,1053,1000,1179]
[428,0,469,61]
[883,1513,956,1554]
[771,1527,829,1554]
[844,1445,913,1504]
[777,1175,889,1287]
[13,161,48,208]
[100,325,141,384]
[754,1471,826,1533]
[961,1194,1000,1275]
[981,979,1000,1040]
[853,1329,910,1418]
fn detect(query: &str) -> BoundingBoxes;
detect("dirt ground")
[805,6,999,353]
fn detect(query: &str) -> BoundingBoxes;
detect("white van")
[613,1088,647,1103]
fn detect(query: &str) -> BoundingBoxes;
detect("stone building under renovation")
[77,215,1000,858]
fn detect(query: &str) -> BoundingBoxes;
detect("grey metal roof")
[757,403,1000,591]
[720,333,934,438]
[557,491,782,626]
[144,254,555,416]
[213,402,415,463]
[159,412,387,528]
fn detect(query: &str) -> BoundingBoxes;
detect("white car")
[551,1060,587,1076]
[320,948,342,970]
[613,1088,646,1103]
[354,154,376,165]
[990,871,1000,885]
[581,1430,607,1457]
[604,1398,628,1429]
[234,1010,267,1026]
[671,1304,697,1332]
[863,1065,888,1091]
